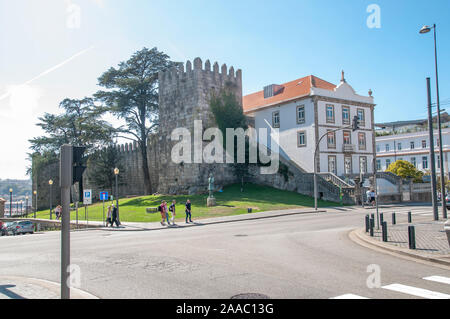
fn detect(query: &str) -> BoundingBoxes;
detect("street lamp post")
[49,179,53,220]
[33,190,37,219]
[420,24,447,219]
[9,188,12,217]
[114,168,120,224]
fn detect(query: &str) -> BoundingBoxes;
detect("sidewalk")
[0,276,98,299]
[352,216,450,267]
[72,207,325,232]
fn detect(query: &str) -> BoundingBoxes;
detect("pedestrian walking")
[159,201,166,226]
[169,200,176,224]
[185,199,192,223]
[163,201,171,225]
[55,205,62,220]
[369,189,376,207]
[106,205,112,227]
[111,204,119,228]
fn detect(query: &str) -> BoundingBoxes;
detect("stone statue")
[207,173,216,207]
[208,174,215,198]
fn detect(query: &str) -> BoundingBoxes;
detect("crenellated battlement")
[158,57,242,91]
[114,141,139,153]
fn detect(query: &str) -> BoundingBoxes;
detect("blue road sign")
[100,191,109,201]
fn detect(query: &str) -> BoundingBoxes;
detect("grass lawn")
[35,183,339,223]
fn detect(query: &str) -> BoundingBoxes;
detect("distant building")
[375,114,450,176]
[244,71,376,177]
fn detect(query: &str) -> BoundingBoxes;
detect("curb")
[0,276,99,299]
[350,228,450,269]
[96,208,326,232]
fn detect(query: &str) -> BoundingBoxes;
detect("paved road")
[0,205,449,299]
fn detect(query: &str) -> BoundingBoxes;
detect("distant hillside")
[0,179,32,198]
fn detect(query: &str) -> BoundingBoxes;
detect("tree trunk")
[140,140,152,195]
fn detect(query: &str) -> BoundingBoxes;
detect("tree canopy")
[386,160,424,182]
[94,47,174,194]
[29,97,115,154]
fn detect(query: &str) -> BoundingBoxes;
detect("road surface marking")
[423,276,450,285]
[331,294,369,299]
[382,284,450,299]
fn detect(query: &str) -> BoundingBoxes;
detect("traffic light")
[352,115,360,132]
[72,146,86,185]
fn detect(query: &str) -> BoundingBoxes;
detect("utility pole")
[427,78,439,221]
[60,145,73,299]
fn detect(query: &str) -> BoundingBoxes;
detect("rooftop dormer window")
[263,84,284,99]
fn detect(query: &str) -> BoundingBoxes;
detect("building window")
[296,105,305,124]
[272,111,280,128]
[386,159,391,168]
[297,131,306,147]
[328,156,337,175]
[386,144,390,152]
[437,155,440,169]
[410,141,415,150]
[422,156,428,169]
[357,109,365,127]
[326,104,335,123]
[345,156,352,174]
[437,138,441,148]
[411,157,416,168]
[359,156,367,174]
[343,130,351,145]
[327,130,336,149]
[376,145,380,153]
[398,143,402,151]
[342,106,350,125]
[422,140,427,149]
[376,160,381,171]
[358,132,366,150]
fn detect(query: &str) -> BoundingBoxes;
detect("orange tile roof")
[243,75,336,113]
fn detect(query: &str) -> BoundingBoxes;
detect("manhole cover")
[231,293,270,299]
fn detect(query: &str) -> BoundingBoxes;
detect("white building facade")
[376,128,450,176]
[244,73,376,177]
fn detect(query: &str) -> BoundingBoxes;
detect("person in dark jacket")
[111,204,119,228]
[185,199,192,223]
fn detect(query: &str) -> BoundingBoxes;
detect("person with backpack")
[185,199,192,223]
[169,200,176,225]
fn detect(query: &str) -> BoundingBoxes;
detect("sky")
[0,0,449,179]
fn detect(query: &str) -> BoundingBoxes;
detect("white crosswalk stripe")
[331,294,369,299]
[382,283,450,299]
[423,276,450,285]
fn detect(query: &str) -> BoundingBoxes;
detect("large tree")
[29,97,115,154]
[94,47,174,194]
[87,145,124,191]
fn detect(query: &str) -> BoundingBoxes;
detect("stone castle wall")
[33,56,349,208]
[153,58,243,194]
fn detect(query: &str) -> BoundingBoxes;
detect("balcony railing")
[343,144,355,153]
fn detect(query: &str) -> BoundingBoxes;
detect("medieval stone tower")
[149,57,243,194]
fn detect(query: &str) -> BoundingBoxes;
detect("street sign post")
[83,190,92,228]
[100,192,109,227]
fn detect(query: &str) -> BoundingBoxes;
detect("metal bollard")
[382,221,388,242]
[370,218,374,237]
[380,213,384,224]
[392,212,396,225]
[365,215,370,233]
[371,213,375,221]
[408,212,412,223]
[248,208,253,214]
[408,226,416,250]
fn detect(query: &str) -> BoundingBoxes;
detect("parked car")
[446,195,450,209]
[5,222,18,236]
[13,221,35,235]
